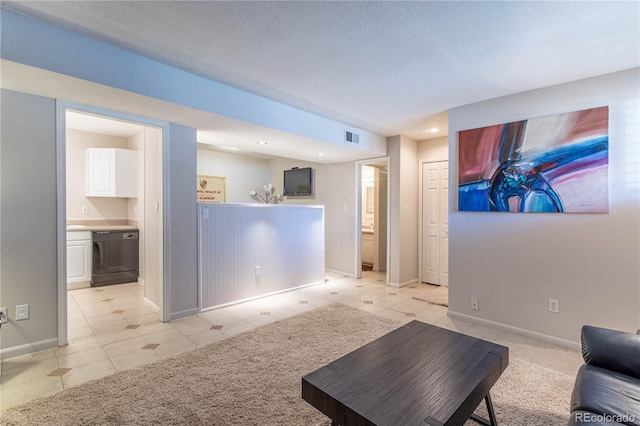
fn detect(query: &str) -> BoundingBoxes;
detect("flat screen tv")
[283,167,312,196]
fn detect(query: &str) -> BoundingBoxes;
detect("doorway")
[57,104,166,346]
[421,160,449,286]
[356,158,390,284]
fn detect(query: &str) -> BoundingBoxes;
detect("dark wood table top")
[302,320,509,426]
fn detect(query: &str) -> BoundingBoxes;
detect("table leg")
[469,393,497,426]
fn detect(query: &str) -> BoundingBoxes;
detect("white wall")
[1,89,58,357]
[373,167,388,272]
[448,68,640,343]
[388,136,420,286]
[267,157,358,276]
[196,151,359,276]
[267,158,321,205]
[418,136,448,162]
[361,166,375,229]
[66,129,132,220]
[323,162,357,275]
[128,130,145,283]
[197,148,270,203]
[143,127,163,309]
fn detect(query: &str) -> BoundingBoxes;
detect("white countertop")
[67,225,138,231]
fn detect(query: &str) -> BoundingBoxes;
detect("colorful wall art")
[458,106,609,213]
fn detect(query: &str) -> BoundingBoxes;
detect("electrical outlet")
[255,266,261,277]
[81,205,88,214]
[470,298,479,311]
[0,307,7,323]
[549,299,559,313]
[16,304,29,321]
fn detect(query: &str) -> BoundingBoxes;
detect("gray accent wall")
[0,89,200,355]
[167,124,198,320]
[1,89,58,356]
[448,68,640,343]
[2,10,386,156]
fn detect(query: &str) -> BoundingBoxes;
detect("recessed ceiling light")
[429,128,440,133]
[317,153,325,156]
[256,141,268,145]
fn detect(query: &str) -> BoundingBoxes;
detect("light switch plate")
[16,304,29,321]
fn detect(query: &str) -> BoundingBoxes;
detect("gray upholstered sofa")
[569,325,640,426]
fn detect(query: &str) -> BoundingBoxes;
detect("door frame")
[355,157,390,283]
[418,158,449,285]
[55,101,170,347]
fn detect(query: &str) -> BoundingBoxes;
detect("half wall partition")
[198,203,325,310]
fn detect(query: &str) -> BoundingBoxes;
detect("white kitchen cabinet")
[67,231,92,289]
[86,148,138,198]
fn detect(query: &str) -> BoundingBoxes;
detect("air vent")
[345,130,360,145]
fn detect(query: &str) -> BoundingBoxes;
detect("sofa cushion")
[570,364,640,426]
[582,325,640,379]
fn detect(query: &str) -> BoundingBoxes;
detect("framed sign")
[197,175,226,203]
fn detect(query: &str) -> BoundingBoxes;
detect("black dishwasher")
[91,230,139,287]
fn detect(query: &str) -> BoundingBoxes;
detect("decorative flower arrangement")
[249,183,283,204]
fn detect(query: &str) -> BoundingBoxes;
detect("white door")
[422,161,449,286]
[439,162,449,286]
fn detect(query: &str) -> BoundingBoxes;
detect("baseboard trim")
[0,337,58,360]
[200,280,326,313]
[325,268,355,278]
[447,311,581,350]
[388,278,419,288]
[143,297,160,313]
[169,307,200,321]
[67,281,90,290]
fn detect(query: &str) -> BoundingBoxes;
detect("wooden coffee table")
[302,320,509,426]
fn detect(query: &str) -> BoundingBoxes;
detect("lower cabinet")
[362,231,374,265]
[67,231,91,289]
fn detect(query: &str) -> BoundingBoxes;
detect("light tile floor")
[0,271,583,410]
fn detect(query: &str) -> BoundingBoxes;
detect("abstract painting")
[458,106,609,213]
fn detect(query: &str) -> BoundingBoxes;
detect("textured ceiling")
[3,1,639,142]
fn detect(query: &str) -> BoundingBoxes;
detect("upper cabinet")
[86,148,138,198]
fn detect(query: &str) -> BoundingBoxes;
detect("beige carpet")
[1,304,573,425]
[413,283,449,307]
